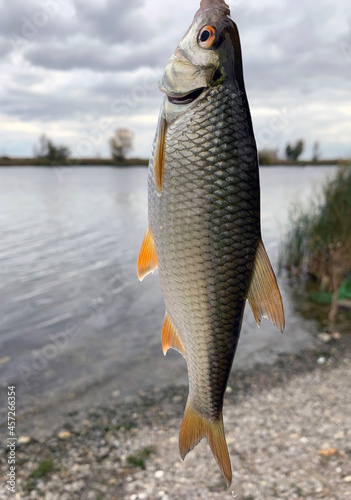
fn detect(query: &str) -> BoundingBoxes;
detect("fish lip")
[166,87,207,105]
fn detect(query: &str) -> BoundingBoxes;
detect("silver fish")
[138,0,284,487]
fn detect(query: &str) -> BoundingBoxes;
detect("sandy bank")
[0,333,350,499]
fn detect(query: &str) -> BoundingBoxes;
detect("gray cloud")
[1,0,351,158]
[0,37,11,57]
[2,0,76,44]
[72,0,151,44]
[24,37,168,71]
[0,63,161,123]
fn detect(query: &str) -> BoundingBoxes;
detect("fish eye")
[198,25,216,49]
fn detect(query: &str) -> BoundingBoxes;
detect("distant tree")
[110,129,133,161]
[34,134,48,158]
[285,139,305,161]
[34,134,70,162]
[312,141,320,162]
[258,148,279,165]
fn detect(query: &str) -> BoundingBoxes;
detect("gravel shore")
[1,332,350,500]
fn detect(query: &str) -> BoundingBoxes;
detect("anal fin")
[179,399,232,487]
[162,312,186,358]
[247,238,285,332]
[137,227,158,281]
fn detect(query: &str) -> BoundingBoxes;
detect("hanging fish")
[137,0,284,487]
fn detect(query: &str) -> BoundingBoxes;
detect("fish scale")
[148,85,260,420]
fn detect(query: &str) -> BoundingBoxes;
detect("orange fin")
[247,239,285,332]
[179,400,232,487]
[137,227,158,281]
[162,312,186,358]
[154,116,167,193]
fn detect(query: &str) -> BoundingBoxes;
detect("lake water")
[0,165,338,422]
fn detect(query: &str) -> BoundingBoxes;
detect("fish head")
[159,0,245,114]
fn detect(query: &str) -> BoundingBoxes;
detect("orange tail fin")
[179,399,232,487]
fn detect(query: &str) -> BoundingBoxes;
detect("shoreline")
[9,322,350,440]
[0,158,149,167]
[0,158,348,167]
[1,324,339,440]
[1,330,350,499]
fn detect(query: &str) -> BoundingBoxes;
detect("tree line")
[33,129,134,163]
[258,139,321,165]
[32,130,323,166]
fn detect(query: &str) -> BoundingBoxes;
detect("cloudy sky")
[1,0,350,160]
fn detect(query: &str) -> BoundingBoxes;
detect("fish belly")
[149,85,260,420]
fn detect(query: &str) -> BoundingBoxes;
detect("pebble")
[58,430,71,440]
[64,480,84,492]
[18,435,31,444]
[317,356,327,364]
[154,470,164,479]
[87,492,98,500]
[318,333,332,343]
[318,448,338,456]
[97,446,110,459]
[343,475,351,482]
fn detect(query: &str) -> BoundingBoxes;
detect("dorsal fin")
[137,227,158,281]
[162,312,186,358]
[247,239,285,332]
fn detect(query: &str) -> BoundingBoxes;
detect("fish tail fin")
[179,399,232,487]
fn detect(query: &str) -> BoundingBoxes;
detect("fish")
[137,0,285,487]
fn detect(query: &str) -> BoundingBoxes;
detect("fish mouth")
[167,87,206,105]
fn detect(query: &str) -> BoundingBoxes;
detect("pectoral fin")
[247,239,285,332]
[137,227,158,281]
[162,312,186,358]
[154,116,167,193]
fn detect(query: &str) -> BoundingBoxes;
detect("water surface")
[0,165,337,421]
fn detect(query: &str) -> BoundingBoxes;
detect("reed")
[279,166,351,281]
